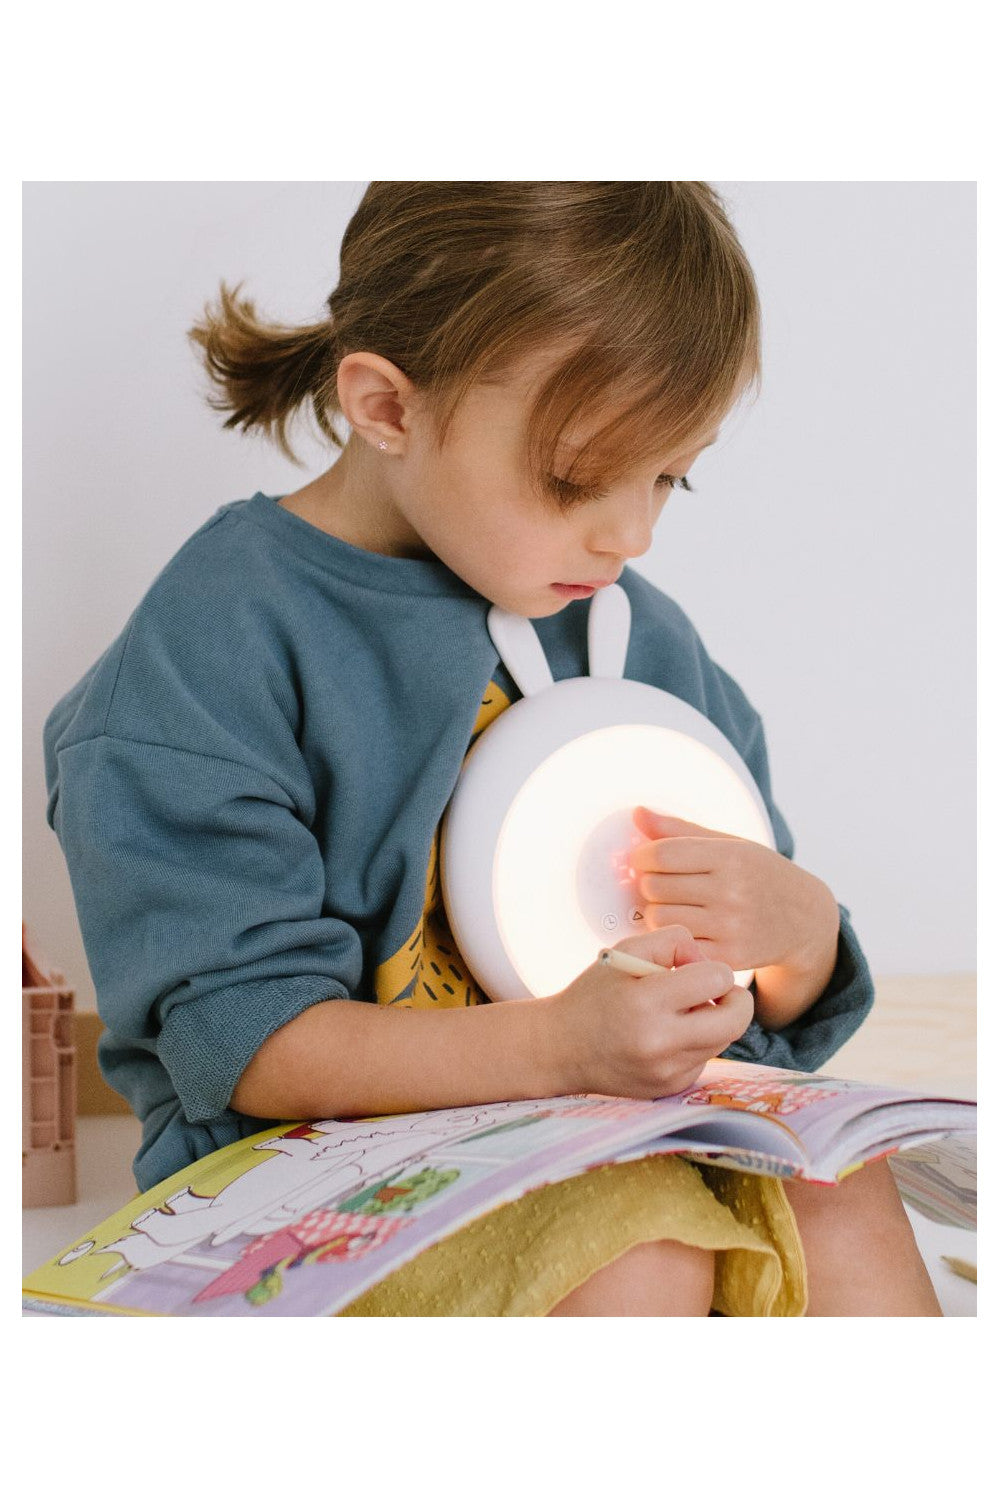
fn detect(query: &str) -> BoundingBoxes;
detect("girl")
[43,181,940,1315]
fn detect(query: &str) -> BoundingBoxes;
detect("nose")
[586,490,658,561]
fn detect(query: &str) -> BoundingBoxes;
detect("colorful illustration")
[682,1074,841,1116]
[337,1164,461,1213]
[194,1161,469,1306]
[544,1100,656,1122]
[45,1103,534,1307]
[194,1205,409,1306]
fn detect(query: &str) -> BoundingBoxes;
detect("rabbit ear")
[486,607,555,697]
[587,583,631,679]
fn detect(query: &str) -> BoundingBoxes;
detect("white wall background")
[22,182,976,1008]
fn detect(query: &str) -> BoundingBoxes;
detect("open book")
[22,1057,975,1317]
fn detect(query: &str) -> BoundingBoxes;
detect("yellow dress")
[337,1155,807,1316]
[338,681,809,1318]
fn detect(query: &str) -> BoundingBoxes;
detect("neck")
[279,436,433,560]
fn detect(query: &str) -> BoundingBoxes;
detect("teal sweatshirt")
[43,492,875,1192]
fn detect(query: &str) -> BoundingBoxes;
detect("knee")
[547,1238,716,1317]
[785,1157,909,1227]
[782,1159,942,1316]
[784,1157,926,1271]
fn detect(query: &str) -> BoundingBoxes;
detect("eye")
[546,473,695,506]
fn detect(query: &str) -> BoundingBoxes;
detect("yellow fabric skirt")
[337,1156,808,1317]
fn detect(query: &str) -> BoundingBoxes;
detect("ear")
[486,608,555,697]
[587,583,631,679]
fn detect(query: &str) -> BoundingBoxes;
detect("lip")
[552,575,620,594]
[551,573,620,597]
[552,583,598,598]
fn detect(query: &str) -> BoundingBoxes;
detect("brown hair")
[187,182,760,503]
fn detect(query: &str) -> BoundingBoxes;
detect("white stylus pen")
[597,945,720,1003]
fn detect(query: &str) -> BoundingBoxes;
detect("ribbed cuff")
[158,973,350,1122]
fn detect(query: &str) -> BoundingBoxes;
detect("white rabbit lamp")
[440,584,776,1003]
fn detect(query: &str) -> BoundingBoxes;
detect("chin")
[481,582,569,619]
[527,594,573,620]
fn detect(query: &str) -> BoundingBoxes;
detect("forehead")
[470,345,720,460]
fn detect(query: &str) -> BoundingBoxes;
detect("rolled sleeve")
[51,734,362,1123]
[157,971,349,1122]
[721,903,876,1072]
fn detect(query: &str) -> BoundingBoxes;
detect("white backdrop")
[22,181,976,1007]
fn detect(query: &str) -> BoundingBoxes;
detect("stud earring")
[377,440,388,451]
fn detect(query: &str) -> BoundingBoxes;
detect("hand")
[629,806,840,979]
[549,925,754,1100]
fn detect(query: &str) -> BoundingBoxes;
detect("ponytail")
[187,280,342,465]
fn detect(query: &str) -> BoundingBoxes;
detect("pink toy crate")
[22,923,77,1207]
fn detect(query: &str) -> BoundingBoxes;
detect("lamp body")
[439,586,775,1003]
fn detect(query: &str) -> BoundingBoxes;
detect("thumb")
[628,924,709,970]
[669,930,710,969]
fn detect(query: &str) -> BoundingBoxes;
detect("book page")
[682,1060,974,1169]
[611,1113,809,1177]
[888,1136,977,1229]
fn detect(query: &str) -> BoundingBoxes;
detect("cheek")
[467,488,562,559]
[415,454,568,569]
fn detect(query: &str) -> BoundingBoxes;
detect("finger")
[633,808,723,840]
[641,902,710,938]
[677,986,755,1050]
[650,959,737,1013]
[680,937,730,966]
[616,925,707,969]
[638,913,736,969]
[635,872,712,904]
[631,839,716,875]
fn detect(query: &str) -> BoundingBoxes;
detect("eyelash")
[547,473,695,505]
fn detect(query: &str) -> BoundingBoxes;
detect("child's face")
[399,350,719,617]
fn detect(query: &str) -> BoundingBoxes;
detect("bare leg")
[782,1157,942,1316]
[546,1238,715,1316]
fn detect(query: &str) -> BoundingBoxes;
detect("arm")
[750,869,841,1029]
[723,902,875,1072]
[230,992,568,1120]
[49,734,574,1133]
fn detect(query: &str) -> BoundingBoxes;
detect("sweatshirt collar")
[242,492,487,602]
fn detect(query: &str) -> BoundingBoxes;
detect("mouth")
[551,575,620,596]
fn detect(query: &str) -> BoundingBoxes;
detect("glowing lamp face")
[439,586,776,1005]
[494,724,772,998]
